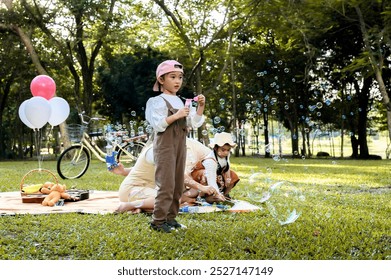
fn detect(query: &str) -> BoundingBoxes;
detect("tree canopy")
[1,0,391,159]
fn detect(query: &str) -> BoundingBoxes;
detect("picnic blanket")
[0,191,119,215]
[0,191,261,216]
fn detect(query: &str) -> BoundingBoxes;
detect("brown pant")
[152,99,187,225]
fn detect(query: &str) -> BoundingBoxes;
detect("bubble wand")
[185,96,199,107]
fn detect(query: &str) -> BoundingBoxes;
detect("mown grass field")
[0,156,390,260]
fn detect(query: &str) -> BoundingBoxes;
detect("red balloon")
[30,75,56,100]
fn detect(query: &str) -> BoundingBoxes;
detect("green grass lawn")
[0,157,390,260]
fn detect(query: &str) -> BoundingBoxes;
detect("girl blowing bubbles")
[145,60,206,233]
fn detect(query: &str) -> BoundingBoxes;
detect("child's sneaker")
[150,222,172,233]
[166,219,187,229]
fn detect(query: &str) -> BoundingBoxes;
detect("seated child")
[189,132,240,203]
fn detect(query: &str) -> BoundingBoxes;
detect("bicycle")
[56,112,147,179]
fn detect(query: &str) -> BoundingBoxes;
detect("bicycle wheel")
[57,145,90,179]
[116,142,146,165]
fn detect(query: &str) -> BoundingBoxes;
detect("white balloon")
[48,97,70,126]
[19,100,35,129]
[24,96,51,129]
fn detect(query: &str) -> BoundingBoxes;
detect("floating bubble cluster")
[104,123,129,144]
[104,119,146,145]
[265,181,305,225]
[247,169,305,225]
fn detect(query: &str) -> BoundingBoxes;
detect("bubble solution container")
[180,205,199,213]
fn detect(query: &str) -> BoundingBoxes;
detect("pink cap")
[153,60,184,91]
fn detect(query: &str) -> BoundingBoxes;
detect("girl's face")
[159,71,183,95]
[216,144,232,158]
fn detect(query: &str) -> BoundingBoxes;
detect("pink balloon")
[30,75,56,100]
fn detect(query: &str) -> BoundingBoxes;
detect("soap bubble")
[249,172,263,185]
[131,111,136,117]
[247,172,271,203]
[265,143,273,153]
[145,125,153,134]
[316,102,323,109]
[265,181,305,225]
[219,98,225,108]
[272,154,281,161]
[217,126,225,133]
[213,116,221,124]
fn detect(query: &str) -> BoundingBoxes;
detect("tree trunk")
[355,6,391,143]
[356,78,370,158]
[263,111,270,158]
[350,135,359,158]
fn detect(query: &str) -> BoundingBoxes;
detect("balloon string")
[45,126,54,160]
[34,129,42,170]
[46,126,53,143]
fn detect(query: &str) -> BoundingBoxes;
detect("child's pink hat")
[153,60,184,91]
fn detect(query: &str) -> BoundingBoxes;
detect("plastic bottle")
[105,144,118,170]
[106,144,113,156]
[180,205,199,213]
[188,206,199,213]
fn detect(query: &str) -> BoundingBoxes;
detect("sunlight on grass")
[0,157,390,260]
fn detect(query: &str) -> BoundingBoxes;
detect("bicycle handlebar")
[78,111,106,124]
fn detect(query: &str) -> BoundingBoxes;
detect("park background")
[1,0,391,161]
[0,0,390,263]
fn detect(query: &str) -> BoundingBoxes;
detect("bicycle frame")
[79,131,146,163]
[67,111,147,161]
[80,132,106,162]
[57,113,148,179]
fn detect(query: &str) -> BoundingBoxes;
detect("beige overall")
[152,97,187,225]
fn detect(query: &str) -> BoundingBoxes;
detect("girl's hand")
[176,107,190,119]
[110,163,128,176]
[199,185,217,196]
[197,94,205,106]
[215,192,226,202]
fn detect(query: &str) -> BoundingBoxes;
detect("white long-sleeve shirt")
[145,93,204,132]
[202,150,229,193]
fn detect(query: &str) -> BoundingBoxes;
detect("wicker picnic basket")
[20,168,58,203]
